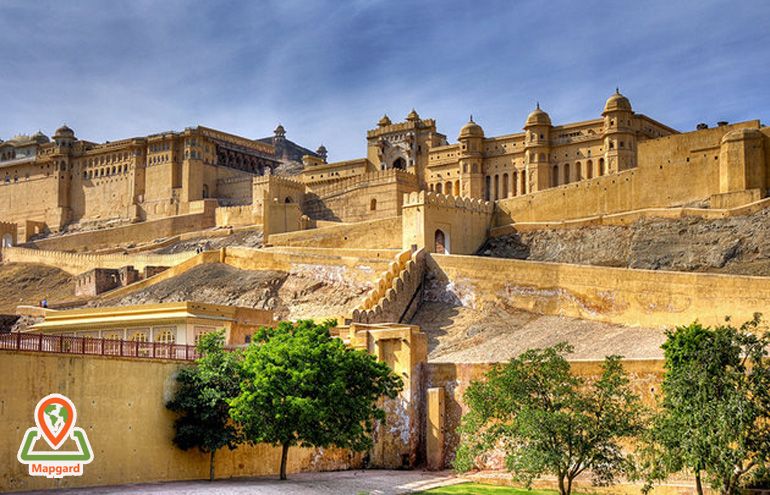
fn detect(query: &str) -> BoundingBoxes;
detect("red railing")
[0,332,199,361]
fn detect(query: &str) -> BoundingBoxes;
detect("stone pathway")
[48,470,462,495]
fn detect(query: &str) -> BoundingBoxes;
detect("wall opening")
[1,234,12,247]
[393,157,406,170]
[370,198,377,211]
[434,229,449,254]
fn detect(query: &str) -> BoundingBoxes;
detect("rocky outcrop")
[480,207,770,275]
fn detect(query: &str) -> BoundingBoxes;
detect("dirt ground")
[411,300,666,363]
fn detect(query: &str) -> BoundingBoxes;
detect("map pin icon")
[34,394,76,450]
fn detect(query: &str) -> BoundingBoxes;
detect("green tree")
[455,343,644,495]
[229,320,403,480]
[640,315,770,495]
[166,330,244,481]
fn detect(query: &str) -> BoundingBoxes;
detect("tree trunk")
[695,470,704,495]
[209,449,215,482]
[566,476,573,495]
[558,475,567,495]
[279,442,290,481]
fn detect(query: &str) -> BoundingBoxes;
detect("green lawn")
[416,483,562,495]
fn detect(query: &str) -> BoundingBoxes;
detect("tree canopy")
[229,320,403,480]
[640,315,770,495]
[166,330,244,481]
[455,343,644,495]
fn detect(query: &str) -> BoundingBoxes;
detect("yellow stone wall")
[267,216,403,249]
[0,351,360,493]
[494,121,767,226]
[430,253,770,328]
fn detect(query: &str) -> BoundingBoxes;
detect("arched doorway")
[202,184,209,199]
[434,229,449,254]
[1,234,12,247]
[393,157,406,170]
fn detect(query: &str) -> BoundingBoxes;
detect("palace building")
[0,125,280,232]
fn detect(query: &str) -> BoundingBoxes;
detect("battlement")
[402,191,493,214]
[310,169,418,200]
[253,174,306,191]
[366,119,436,139]
[352,248,425,324]
[1,246,194,275]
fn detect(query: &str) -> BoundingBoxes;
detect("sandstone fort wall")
[0,351,360,493]
[1,246,195,275]
[494,121,765,226]
[429,253,770,328]
[267,216,402,249]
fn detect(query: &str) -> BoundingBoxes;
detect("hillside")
[92,262,369,320]
[0,263,82,313]
[480,207,770,276]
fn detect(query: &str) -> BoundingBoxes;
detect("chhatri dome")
[458,116,484,139]
[603,88,633,114]
[54,124,75,138]
[377,114,392,127]
[406,109,420,122]
[525,103,552,127]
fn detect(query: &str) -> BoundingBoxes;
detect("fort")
[2,90,770,493]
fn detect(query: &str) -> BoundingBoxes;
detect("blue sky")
[1,0,769,161]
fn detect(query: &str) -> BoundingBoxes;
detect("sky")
[1,0,769,161]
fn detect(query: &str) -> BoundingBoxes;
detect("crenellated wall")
[267,216,402,249]
[351,248,426,324]
[303,169,420,223]
[1,246,195,275]
[402,191,493,255]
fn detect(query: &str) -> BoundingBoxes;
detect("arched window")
[586,160,593,179]
[520,169,527,195]
[494,175,500,201]
[285,196,292,203]
[1,233,13,247]
[484,176,491,201]
[128,330,148,342]
[370,198,377,211]
[445,181,452,196]
[599,158,606,176]
[453,180,460,196]
[563,163,570,184]
[552,165,559,187]
[202,184,209,198]
[575,162,582,181]
[393,157,406,170]
[512,171,519,196]
[436,183,443,194]
[434,229,449,255]
[502,173,509,198]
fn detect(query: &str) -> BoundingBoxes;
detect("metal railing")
[0,332,198,361]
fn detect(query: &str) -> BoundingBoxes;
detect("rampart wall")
[1,246,195,275]
[303,169,419,223]
[267,216,402,249]
[429,253,770,328]
[352,249,426,324]
[26,204,217,252]
[491,196,770,236]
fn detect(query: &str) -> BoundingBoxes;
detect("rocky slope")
[0,263,82,313]
[93,262,369,320]
[480,208,770,275]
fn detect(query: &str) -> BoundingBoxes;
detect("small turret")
[274,124,286,141]
[378,114,392,127]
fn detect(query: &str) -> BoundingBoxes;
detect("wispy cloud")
[0,0,768,160]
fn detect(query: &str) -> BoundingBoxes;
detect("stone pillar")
[426,387,445,470]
